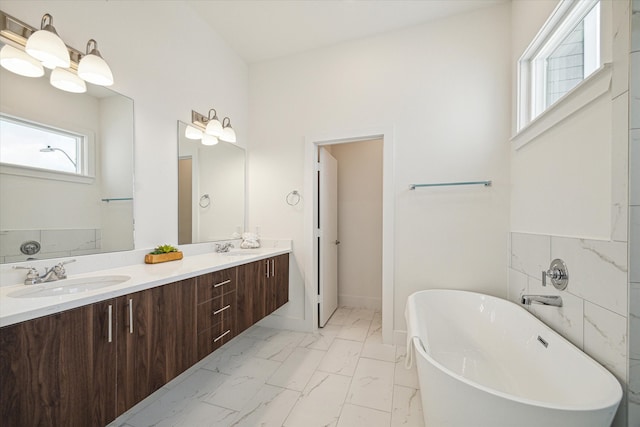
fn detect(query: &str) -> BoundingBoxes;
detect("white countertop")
[0,247,290,328]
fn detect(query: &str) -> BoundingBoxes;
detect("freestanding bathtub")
[405,290,622,427]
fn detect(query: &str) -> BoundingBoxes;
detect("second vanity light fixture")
[0,11,114,93]
[185,109,237,145]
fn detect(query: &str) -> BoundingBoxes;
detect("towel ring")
[199,194,211,208]
[286,190,301,206]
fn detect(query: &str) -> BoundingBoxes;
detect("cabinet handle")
[265,260,269,278]
[214,304,231,315]
[128,298,134,334]
[214,329,231,342]
[213,279,231,288]
[108,304,113,343]
[271,259,275,277]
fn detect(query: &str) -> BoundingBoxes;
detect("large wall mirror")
[177,121,245,244]
[0,41,134,264]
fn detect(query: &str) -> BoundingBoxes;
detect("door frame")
[304,125,395,344]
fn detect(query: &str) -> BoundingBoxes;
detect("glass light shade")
[25,29,70,69]
[220,126,236,143]
[50,68,86,93]
[201,134,219,146]
[78,53,114,86]
[185,125,203,140]
[205,119,223,137]
[0,45,44,77]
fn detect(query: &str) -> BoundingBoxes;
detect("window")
[518,0,601,131]
[0,115,86,175]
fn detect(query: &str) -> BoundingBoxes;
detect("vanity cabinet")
[0,299,118,427]
[237,254,289,334]
[0,253,288,426]
[117,277,197,413]
[196,268,237,360]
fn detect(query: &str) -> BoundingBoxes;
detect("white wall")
[509,1,631,425]
[331,139,383,310]
[249,3,512,335]
[0,0,249,251]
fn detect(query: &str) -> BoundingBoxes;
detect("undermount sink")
[8,275,131,298]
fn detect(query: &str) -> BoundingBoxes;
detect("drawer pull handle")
[214,304,231,315]
[108,304,113,343]
[214,329,231,342]
[128,298,134,334]
[214,279,231,288]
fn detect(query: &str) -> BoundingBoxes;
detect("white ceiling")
[187,0,506,64]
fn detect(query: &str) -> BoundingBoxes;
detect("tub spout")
[521,295,562,307]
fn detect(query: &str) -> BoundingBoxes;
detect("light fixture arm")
[40,13,55,32]
[207,108,218,123]
[85,39,100,56]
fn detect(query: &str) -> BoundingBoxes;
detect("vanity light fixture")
[24,13,70,69]
[201,133,219,146]
[0,10,115,92]
[77,39,113,86]
[205,108,223,137]
[50,67,86,93]
[0,44,44,77]
[184,125,203,140]
[220,117,236,143]
[187,109,234,146]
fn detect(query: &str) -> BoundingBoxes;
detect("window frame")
[0,113,95,184]
[516,0,603,133]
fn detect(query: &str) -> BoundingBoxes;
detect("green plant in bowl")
[149,244,179,255]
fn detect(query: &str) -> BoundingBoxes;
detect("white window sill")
[0,164,95,184]
[512,63,612,150]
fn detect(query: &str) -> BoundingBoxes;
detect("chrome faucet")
[215,243,234,253]
[13,259,76,285]
[521,295,563,307]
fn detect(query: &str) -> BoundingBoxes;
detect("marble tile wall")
[629,1,640,424]
[508,232,628,426]
[0,228,102,263]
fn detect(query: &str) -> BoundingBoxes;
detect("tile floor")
[107,307,425,427]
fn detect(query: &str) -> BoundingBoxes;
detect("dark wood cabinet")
[0,254,288,426]
[117,278,196,414]
[196,269,236,360]
[237,260,265,333]
[0,299,117,427]
[273,254,289,309]
[237,254,289,334]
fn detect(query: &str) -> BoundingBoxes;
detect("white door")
[318,147,339,327]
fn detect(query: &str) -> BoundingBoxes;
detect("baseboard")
[338,294,382,310]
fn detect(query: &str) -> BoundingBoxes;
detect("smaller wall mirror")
[177,121,245,244]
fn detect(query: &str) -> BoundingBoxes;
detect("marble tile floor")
[107,307,424,427]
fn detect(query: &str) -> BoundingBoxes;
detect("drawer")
[197,322,234,360]
[197,268,236,302]
[197,292,236,332]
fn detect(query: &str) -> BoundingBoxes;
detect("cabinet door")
[236,260,265,333]
[0,299,117,427]
[117,278,196,414]
[274,254,290,309]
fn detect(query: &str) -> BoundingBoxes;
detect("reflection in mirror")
[0,42,134,264]
[177,121,245,244]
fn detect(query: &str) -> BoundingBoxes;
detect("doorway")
[305,126,394,343]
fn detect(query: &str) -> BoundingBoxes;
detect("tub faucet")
[215,243,234,253]
[521,295,563,307]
